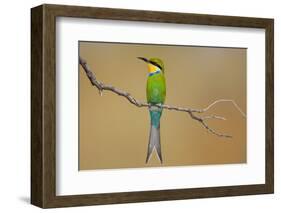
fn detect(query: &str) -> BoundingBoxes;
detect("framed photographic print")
[31,4,274,208]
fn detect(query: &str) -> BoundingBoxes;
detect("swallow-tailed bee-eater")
[138,57,166,163]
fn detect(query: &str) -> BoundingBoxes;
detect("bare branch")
[196,99,246,118]
[79,56,246,138]
[201,121,232,138]
[201,115,226,121]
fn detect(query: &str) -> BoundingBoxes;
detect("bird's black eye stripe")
[149,61,162,70]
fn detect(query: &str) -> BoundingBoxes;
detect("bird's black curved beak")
[137,57,149,63]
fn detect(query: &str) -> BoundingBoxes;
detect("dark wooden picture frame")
[31,4,274,208]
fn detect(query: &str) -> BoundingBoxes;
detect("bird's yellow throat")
[148,64,160,73]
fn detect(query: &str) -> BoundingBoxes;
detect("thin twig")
[197,99,246,118]
[201,115,226,121]
[79,56,246,138]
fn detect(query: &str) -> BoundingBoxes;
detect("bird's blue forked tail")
[146,106,163,163]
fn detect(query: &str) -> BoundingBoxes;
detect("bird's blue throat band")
[148,70,161,77]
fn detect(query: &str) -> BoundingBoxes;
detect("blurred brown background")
[79,41,246,170]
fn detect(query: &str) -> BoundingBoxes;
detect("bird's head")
[137,57,165,74]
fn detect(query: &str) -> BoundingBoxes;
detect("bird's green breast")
[146,72,166,104]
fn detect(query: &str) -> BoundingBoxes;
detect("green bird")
[138,57,166,163]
